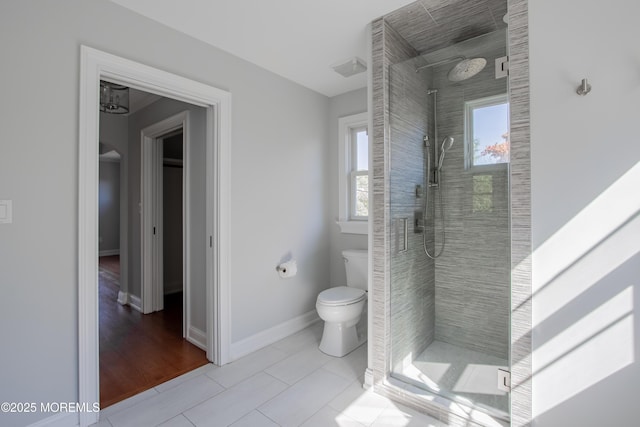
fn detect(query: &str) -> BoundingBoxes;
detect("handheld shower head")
[441,136,454,152]
[438,136,454,169]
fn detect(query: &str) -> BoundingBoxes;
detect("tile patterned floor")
[94,323,445,427]
[397,340,509,415]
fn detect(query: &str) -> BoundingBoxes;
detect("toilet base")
[319,321,366,357]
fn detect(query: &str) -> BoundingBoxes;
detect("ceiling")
[129,88,162,114]
[109,0,415,97]
[384,0,507,55]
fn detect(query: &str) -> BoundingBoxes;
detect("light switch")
[0,200,12,224]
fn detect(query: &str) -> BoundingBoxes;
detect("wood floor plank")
[99,256,208,408]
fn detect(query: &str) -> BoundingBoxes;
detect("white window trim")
[337,112,369,234]
[464,93,509,171]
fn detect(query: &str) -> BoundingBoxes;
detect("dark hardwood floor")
[99,255,208,409]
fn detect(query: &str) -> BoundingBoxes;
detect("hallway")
[99,256,208,408]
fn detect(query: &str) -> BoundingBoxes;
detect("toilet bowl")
[316,250,368,357]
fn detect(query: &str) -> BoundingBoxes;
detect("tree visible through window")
[466,94,509,168]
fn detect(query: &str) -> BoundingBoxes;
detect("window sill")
[337,220,368,235]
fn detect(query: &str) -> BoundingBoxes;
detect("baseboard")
[27,411,79,427]
[117,290,128,305]
[363,368,374,389]
[187,326,207,351]
[99,249,120,257]
[230,310,320,361]
[128,294,142,312]
[115,292,142,312]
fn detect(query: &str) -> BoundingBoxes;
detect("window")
[338,112,369,234]
[465,94,509,168]
[350,126,369,219]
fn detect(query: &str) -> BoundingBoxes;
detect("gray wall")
[529,0,640,425]
[99,160,121,254]
[127,97,207,331]
[429,30,510,359]
[99,112,129,292]
[0,1,331,425]
[328,88,368,286]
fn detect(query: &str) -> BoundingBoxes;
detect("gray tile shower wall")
[371,18,418,384]
[372,18,486,426]
[388,49,436,372]
[383,0,507,56]
[372,0,532,424]
[506,0,532,423]
[429,30,510,359]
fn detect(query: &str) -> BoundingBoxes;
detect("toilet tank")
[343,249,368,290]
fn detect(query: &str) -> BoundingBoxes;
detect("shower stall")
[387,28,511,420]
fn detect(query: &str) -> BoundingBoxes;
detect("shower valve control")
[414,210,424,234]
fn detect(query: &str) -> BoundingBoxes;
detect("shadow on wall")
[513,161,640,423]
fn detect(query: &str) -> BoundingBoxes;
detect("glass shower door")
[388,29,511,419]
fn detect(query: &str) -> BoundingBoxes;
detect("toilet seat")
[317,286,366,307]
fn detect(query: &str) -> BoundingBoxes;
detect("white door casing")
[78,46,231,427]
[141,114,188,316]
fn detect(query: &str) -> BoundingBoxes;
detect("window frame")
[464,93,510,171]
[349,125,369,221]
[337,112,369,234]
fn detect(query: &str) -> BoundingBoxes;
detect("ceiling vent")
[332,57,367,78]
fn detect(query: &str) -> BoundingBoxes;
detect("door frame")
[78,46,231,426]
[141,113,189,317]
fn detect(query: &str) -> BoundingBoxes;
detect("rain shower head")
[448,58,487,82]
[438,136,454,169]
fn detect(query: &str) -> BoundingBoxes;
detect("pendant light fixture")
[100,80,129,114]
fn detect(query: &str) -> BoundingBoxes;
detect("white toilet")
[316,249,368,357]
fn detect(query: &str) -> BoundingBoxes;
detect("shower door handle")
[398,218,409,253]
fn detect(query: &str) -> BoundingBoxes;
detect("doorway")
[160,129,185,314]
[140,113,190,320]
[79,46,232,426]
[98,112,209,408]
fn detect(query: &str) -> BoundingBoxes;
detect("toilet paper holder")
[276,260,297,278]
[276,265,289,273]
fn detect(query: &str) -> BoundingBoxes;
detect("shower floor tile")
[399,340,509,415]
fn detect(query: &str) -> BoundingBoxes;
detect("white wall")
[0,1,330,425]
[529,0,640,425]
[328,88,369,285]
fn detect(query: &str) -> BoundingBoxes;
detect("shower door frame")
[369,0,532,425]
